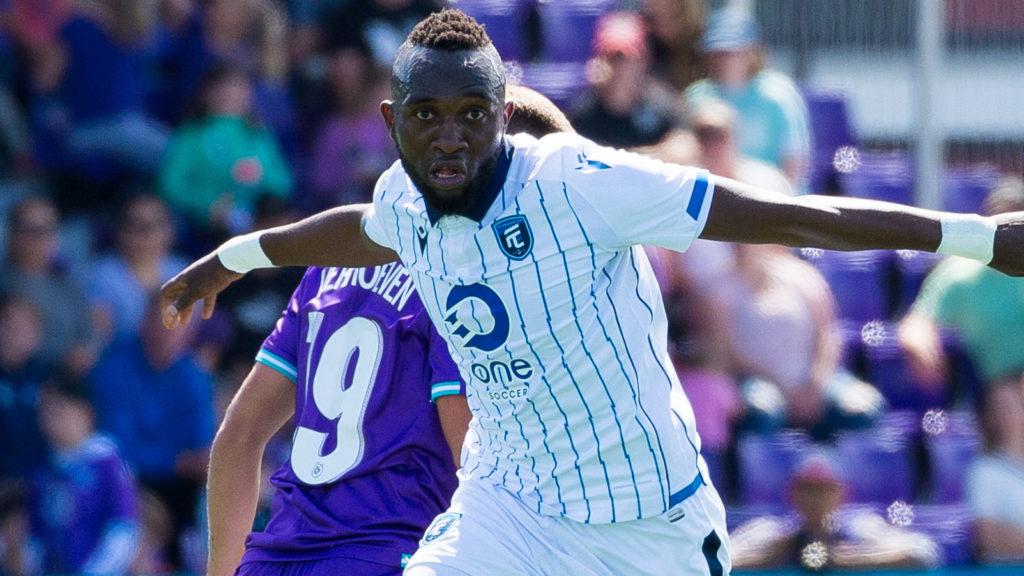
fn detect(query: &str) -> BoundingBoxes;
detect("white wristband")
[216,231,275,273]
[936,214,997,264]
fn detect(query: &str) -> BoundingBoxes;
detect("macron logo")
[576,152,611,173]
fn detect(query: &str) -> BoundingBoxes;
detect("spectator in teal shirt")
[898,176,1024,391]
[159,62,292,251]
[684,7,810,191]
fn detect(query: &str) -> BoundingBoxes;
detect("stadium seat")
[941,164,1001,215]
[910,504,975,566]
[860,321,948,411]
[836,425,916,504]
[803,248,894,325]
[892,250,946,317]
[839,152,915,205]
[512,61,589,110]
[536,0,619,62]
[736,430,812,506]
[923,411,982,504]
[802,88,857,195]
[451,0,536,62]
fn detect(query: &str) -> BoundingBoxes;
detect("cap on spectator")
[593,11,648,59]
[701,7,760,52]
[792,449,844,485]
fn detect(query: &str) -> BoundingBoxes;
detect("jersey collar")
[425,137,514,225]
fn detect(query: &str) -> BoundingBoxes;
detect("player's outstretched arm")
[161,204,399,328]
[700,175,1024,276]
[206,363,295,576]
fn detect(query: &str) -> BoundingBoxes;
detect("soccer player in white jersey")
[162,9,1024,576]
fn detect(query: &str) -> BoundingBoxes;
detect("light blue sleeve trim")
[431,381,464,402]
[256,349,298,382]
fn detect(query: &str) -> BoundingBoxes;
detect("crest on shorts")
[422,512,462,544]
[493,215,533,260]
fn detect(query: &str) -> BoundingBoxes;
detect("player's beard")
[398,146,500,218]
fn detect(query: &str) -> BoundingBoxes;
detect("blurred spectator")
[569,10,679,149]
[321,0,442,69]
[721,244,885,440]
[0,295,52,482]
[687,97,792,196]
[203,0,299,166]
[87,293,215,571]
[158,62,293,252]
[25,373,140,576]
[149,0,294,132]
[899,176,1024,394]
[730,449,941,570]
[684,7,810,189]
[966,377,1024,564]
[128,489,175,575]
[203,195,304,383]
[147,0,206,125]
[0,480,28,576]
[23,0,168,211]
[305,45,395,212]
[87,193,188,346]
[0,84,36,181]
[641,0,707,92]
[651,98,879,441]
[0,195,97,375]
[660,283,743,497]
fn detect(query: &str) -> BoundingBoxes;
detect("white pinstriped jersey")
[363,131,715,524]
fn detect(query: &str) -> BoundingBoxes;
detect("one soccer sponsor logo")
[443,283,536,387]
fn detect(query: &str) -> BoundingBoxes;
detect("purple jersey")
[29,434,139,575]
[243,264,464,568]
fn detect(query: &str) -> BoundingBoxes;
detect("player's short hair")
[407,8,491,51]
[393,9,503,101]
[506,85,574,137]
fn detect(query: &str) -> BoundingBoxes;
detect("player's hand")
[990,211,1024,276]
[160,251,243,329]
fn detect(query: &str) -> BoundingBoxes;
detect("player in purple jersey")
[206,263,469,576]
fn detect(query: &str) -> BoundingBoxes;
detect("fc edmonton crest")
[421,512,462,544]
[492,215,533,260]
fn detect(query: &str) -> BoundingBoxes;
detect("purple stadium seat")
[892,250,946,316]
[860,321,948,411]
[802,88,856,195]
[724,503,792,532]
[910,504,974,566]
[512,61,588,110]
[536,0,618,62]
[836,426,915,504]
[803,248,893,325]
[736,430,812,506]
[942,164,1000,215]
[839,152,914,205]
[924,411,981,504]
[451,0,534,62]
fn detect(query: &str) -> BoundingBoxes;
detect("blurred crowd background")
[0,0,1022,574]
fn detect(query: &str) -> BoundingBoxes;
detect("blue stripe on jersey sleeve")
[686,170,710,221]
[256,349,298,382]
[431,381,464,401]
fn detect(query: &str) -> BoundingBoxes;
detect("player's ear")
[380,101,397,140]
[502,101,515,131]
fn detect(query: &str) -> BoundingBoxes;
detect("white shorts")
[404,474,731,576]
